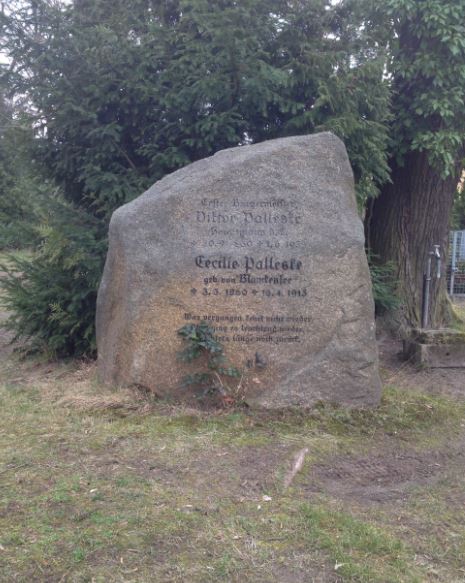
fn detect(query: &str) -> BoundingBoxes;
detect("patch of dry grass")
[452,299,465,331]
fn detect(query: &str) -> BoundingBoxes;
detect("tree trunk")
[366,150,460,331]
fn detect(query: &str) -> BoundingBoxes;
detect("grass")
[299,505,423,582]
[1,367,465,582]
[452,300,465,332]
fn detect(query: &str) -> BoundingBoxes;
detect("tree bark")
[366,150,460,331]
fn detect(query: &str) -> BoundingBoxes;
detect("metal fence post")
[450,231,458,296]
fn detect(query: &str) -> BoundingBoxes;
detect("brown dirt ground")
[379,333,465,399]
[310,321,465,508]
[304,440,465,504]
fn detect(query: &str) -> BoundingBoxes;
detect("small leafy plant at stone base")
[177,322,241,403]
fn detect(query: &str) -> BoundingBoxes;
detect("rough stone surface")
[408,328,465,345]
[96,132,381,407]
[403,328,465,367]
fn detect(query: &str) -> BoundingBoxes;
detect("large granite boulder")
[96,132,382,407]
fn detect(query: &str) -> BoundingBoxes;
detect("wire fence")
[448,230,465,296]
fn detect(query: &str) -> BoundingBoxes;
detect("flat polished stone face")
[96,132,382,407]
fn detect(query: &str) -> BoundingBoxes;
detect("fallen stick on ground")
[284,447,309,490]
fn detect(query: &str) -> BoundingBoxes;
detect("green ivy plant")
[177,322,241,401]
[368,253,400,314]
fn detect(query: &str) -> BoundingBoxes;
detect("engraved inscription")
[189,197,305,250]
[183,313,310,345]
[185,195,310,347]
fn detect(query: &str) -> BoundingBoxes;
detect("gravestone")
[96,132,382,407]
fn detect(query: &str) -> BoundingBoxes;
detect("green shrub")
[0,107,46,250]
[0,174,52,250]
[368,254,400,314]
[0,199,106,357]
